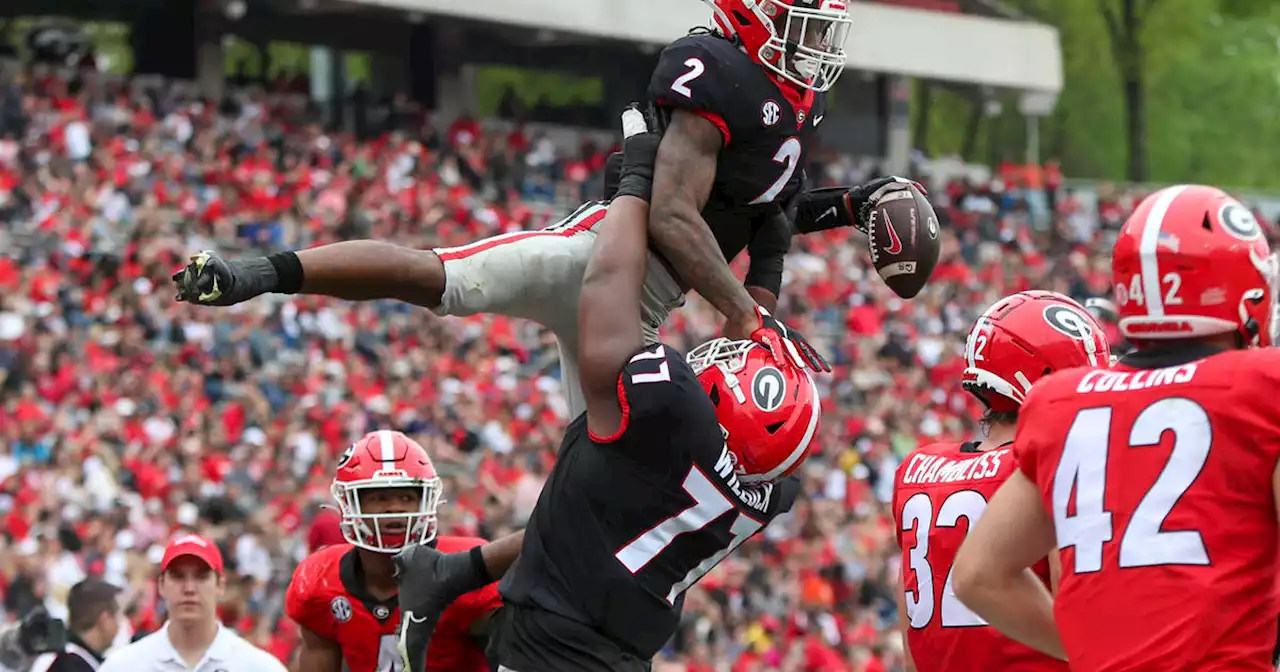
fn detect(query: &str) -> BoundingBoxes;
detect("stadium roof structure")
[330,0,1062,97]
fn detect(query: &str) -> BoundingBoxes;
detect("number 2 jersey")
[1015,345,1280,672]
[893,442,1067,672]
[285,540,501,672]
[497,343,799,662]
[647,31,828,264]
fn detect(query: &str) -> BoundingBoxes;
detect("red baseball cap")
[159,534,224,574]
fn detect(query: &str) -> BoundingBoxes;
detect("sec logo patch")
[330,596,353,623]
[751,366,787,412]
[761,100,781,127]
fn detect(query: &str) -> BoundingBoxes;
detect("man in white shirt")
[98,534,285,672]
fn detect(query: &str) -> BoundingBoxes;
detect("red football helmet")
[962,291,1110,412]
[687,339,821,482]
[706,0,852,92]
[1112,185,1278,347]
[331,430,443,553]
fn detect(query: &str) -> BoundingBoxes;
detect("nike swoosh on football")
[882,210,904,255]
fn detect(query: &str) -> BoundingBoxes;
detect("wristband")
[267,251,304,294]
[470,545,494,584]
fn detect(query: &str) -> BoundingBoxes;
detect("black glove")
[795,177,926,236]
[848,176,927,231]
[748,306,831,373]
[172,251,284,306]
[394,544,492,672]
[611,104,662,203]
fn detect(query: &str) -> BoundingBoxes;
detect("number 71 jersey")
[497,343,798,660]
[1014,347,1280,672]
[893,442,1067,672]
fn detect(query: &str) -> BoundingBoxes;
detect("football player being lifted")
[395,114,820,672]
[285,430,504,672]
[892,290,1108,672]
[172,0,940,418]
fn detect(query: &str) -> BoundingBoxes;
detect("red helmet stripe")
[1135,184,1189,318]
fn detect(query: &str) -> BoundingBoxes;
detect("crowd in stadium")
[0,58,1275,672]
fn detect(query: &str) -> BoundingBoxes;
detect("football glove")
[847,176,927,233]
[605,103,662,202]
[172,251,278,306]
[749,306,831,373]
[393,544,490,672]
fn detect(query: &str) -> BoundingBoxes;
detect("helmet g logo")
[1219,202,1262,241]
[751,367,787,412]
[337,444,356,468]
[1043,305,1094,341]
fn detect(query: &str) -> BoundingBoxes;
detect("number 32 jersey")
[1015,346,1280,672]
[498,343,799,660]
[648,32,827,262]
[893,442,1066,672]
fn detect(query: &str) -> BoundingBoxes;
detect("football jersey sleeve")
[648,35,752,146]
[285,568,333,639]
[592,343,705,444]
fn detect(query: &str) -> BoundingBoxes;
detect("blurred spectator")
[30,578,120,671]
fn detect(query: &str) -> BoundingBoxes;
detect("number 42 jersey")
[498,343,799,660]
[893,442,1066,672]
[1015,346,1280,672]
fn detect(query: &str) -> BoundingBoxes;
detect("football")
[866,184,941,299]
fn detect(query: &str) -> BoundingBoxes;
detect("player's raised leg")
[171,200,607,324]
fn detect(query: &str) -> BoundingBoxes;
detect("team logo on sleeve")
[372,605,391,621]
[1043,305,1094,341]
[751,367,787,412]
[330,596,353,623]
[1219,202,1262,241]
[761,100,781,127]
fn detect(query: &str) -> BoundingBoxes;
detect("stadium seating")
[0,63,1273,672]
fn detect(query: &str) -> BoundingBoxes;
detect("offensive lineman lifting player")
[392,109,822,672]
[171,0,940,417]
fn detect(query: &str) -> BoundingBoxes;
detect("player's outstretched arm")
[952,470,1065,661]
[172,241,446,308]
[790,178,926,236]
[291,627,343,672]
[648,110,760,338]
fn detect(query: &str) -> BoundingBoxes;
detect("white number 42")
[1054,398,1211,574]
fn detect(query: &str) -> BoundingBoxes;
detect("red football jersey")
[285,537,503,672]
[1015,348,1280,672]
[893,441,1066,672]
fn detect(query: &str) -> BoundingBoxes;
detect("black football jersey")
[497,343,799,659]
[648,32,828,264]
